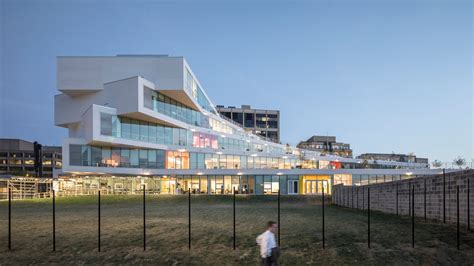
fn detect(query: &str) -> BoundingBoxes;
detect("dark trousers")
[261,257,277,266]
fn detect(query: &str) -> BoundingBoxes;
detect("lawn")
[0,195,473,265]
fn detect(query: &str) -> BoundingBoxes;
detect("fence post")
[357,187,359,209]
[368,187,370,248]
[396,183,399,216]
[143,184,146,251]
[412,185,414,248]
[457,185,460,250]
[468,178,470,231]
[53,189,56,251]
[409,183,411,217]
[188,188,191,250]
[424,179,427,220]
[322,185,325,249]
[443,169,446,223]
[233,188,236,250]
[351,187,354,208]
[278,189,280,247]
[363,187,365,210]
[8,187,11,251]
[98,190,101,252]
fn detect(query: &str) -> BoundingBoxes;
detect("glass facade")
[351,174,420,186]
[56,175,300,195]
[100,113,288,155]
[185,68,215,114]
[69,145,317,170]
[70,145,165,169]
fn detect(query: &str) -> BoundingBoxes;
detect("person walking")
[256,221,280,266]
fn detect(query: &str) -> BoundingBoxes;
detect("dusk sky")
[0,0,472,162]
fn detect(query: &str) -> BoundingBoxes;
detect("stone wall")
[332,170,473,226]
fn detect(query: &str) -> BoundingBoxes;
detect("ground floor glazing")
[55,175,333,196]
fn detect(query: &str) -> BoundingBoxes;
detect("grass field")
[0,195,473,265]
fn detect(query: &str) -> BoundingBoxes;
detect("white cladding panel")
[57,56,185,93]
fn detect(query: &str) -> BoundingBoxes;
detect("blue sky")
[0,0,472,162]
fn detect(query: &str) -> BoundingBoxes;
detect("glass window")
[149,124,157,144]
[131,120,140,140]
[200,176,208,194]
[197,153,205,169]
[130,149,139,167]
[140,121,149,142]
[148,150,157,168]
[121,149,130,167]
[121,117,131,139]
[100,113,113,136]
[157,150,165,169]
[101,147,111,166]
[69,145,81,166]
[112,115,121,137]
[139,150,148,168]
[190,153,197,169]
[91,146,101,166]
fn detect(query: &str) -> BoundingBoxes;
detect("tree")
[361,160,369,168]
[453,156,466,169]
[432,160,443,168]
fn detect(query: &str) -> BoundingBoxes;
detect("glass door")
[288,180,298,194]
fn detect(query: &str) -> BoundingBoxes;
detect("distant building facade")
[0,139,62,178]
[216,105,280,143]
[297,135,352,158]
[356,153,428,164]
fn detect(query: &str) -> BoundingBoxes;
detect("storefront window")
[166,151,189,169]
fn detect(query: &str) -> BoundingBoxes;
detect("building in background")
[0,139,62,178]
[357,153,428,164]
[216,105,280,143]
[297,135,352,158]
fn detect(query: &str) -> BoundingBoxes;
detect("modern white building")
[54,55,442,195]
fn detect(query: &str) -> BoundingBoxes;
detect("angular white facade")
[54,55,440,195]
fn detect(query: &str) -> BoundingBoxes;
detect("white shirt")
[256,230,276,258]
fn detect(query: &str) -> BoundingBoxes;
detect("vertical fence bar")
[233,188,236,250]
[396,183,399,216]
[457,185,460,250]
[188,188,191,250]
[357,187,359,209]
[424,179,427,220]
[409,183,411,217]
[98,190,101,252]
[412,185,414,248]
[443,169,446,223]
[368,187,370,249]
[322,185,325,249]
[278,189,280,247]
[53,189,56,251]
[352,187,354,208]
[143,184,146,251]
[8,187,11,251]
[468,178,470,231]
[363,187,365,210]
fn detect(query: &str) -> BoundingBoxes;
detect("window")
[70,145,81,166]
[100,113,113,136]
[130,150,139,167]
[121,117,131,139]
[139,150,148,168]
[131,120,140,140]
[166,151,189,169]
[244,113,254,128]
[140,121,149,142]
[91,146,101,166]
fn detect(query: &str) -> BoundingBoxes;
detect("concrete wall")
[332,170,473,226]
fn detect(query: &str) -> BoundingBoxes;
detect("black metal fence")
[3,186,469,253]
